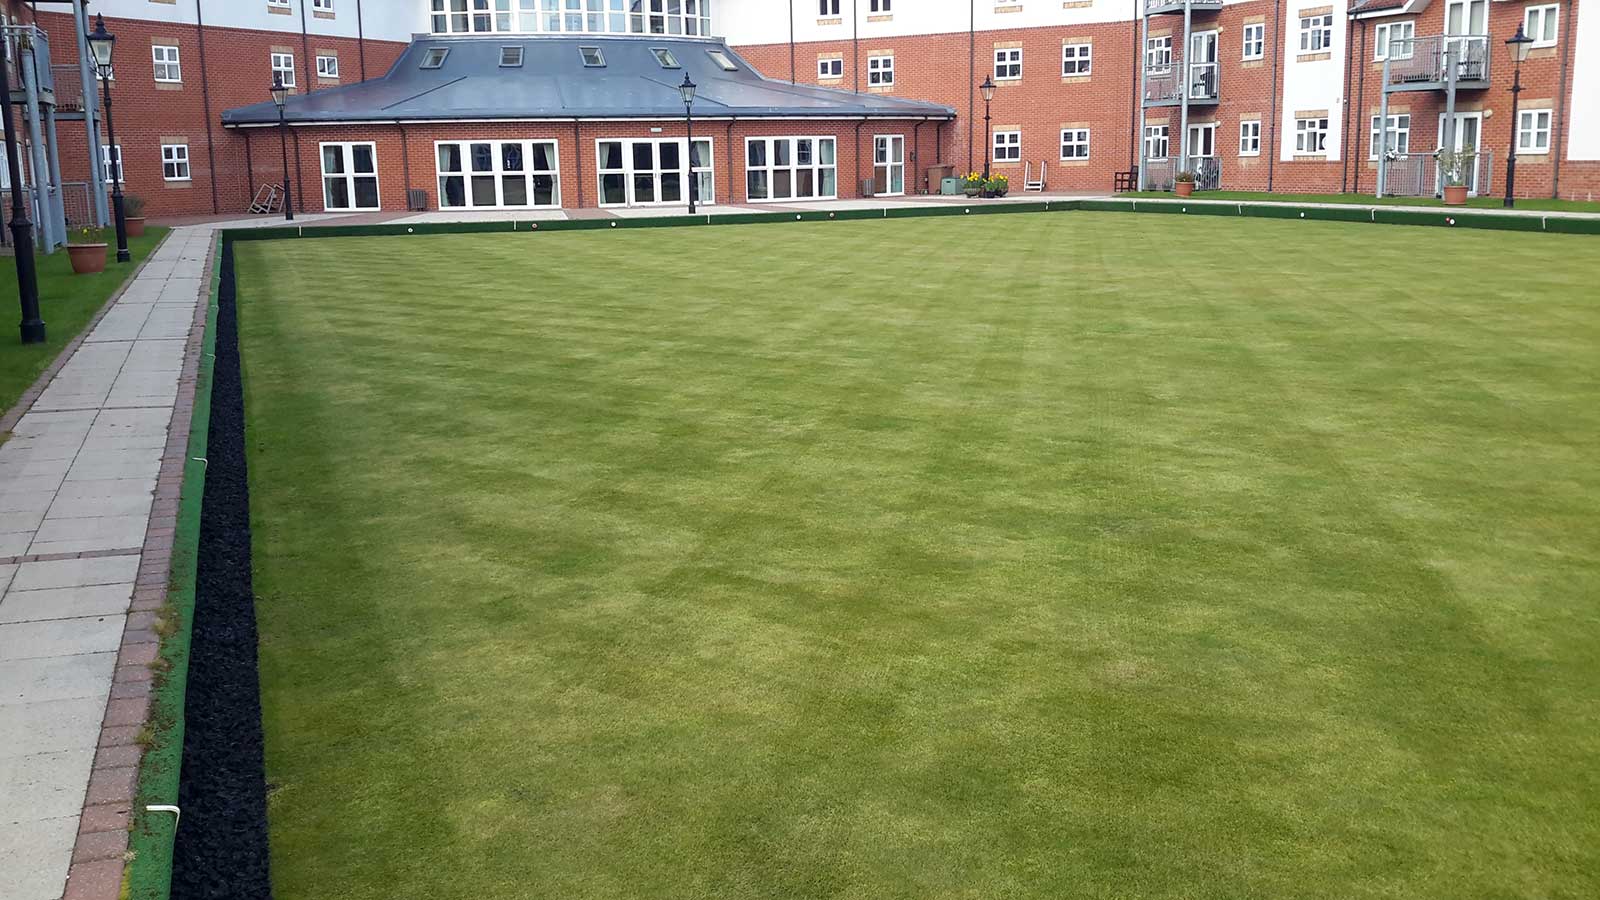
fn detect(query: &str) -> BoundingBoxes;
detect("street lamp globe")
[979,75,996,103]
[679,73,697,107]
[87,14,115,77]
[271,74,289,108]
[1506,23,1534,63]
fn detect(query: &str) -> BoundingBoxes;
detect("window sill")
[162,179,193,189]
[1061,75,1091,84]
[155,82,183,92]
[1292,154,1329,161]
[1297,52,1331,63]
[1058,159,1091,167]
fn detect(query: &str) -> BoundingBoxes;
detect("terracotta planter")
[1442,185,1468,206]
[1174,181,1195,197]
[125,217,147,238]
[67,243,108,275]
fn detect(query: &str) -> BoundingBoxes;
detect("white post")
[1376,57,1391,198]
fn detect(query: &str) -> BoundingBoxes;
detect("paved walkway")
[0,226,216,900]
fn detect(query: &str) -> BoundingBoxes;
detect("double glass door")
[597,138,713,207]
[873,135,904,196]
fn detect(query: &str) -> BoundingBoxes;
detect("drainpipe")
[572,122,583,207]
[1267,0,1282,191]
[299,0,313,94]
[853,120,863,197]
[725,120,733,202]
[967,0,975,175]
[292,129,304,213]
[912,120,921,193]
[1550,0,1573,198]
[1129,1,1139,171]
[788,0,795,83]
[398,122,411,203]
[1137,9,1148,189]
[852,0,860,94]
[357,0,368,81]
[71,0,107,226]
[195,0,220,213]
[1341,15,1358,193]
[244,130,254,198]
[1352,19,1367,194]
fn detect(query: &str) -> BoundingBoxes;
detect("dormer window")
[579,46,605,67]
[651,48,680,69]
[500,46,524,67]
[706,49,737,71]
[420,47,449,69]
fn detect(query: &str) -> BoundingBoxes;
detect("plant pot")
[980,189,996,198]
[125,217,146,238]
[67,242,108,275]
[964,187,981,197]
[1442,185,1468,206]
[1174,181,1195,198]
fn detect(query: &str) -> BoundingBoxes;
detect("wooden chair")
[1113,169,1139,192]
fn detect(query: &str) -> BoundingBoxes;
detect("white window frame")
[319,141,381,211]
[596,137,713,207]
[152,44,181,84]
[1239,119,1261,156]
[819,0,840,15]
[992,129,1021,163]
[1062,42,1091,76]
[267,0,292,8]
[1242,23,1265,60]
[1146,35,1173,73]
[873,133,905,197]
[1374,20,1414,61]
[316,54,340,78]
[271,51,296,87]
[437,139,562,209]
[1300,14,1333,52]
[313,0,335,12]
[994,47,1022,81]
[1517,109,1552,154]
[869,0,891,11]
[1369,113,1411,159]
[1295,117,1329,154]
[100,144,123,185]
[161,143,191,182]
[867,53,893,86]
[1143,124,1169,161]
[1059,128,1089,161]
[1524,4,1558,48]
[744,136,836,203]
[1187,122,1217,159]
[818,57,842,79]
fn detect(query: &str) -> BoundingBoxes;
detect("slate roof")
[221,35,956,126]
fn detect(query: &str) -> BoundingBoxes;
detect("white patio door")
[873,135,904,196]
[1188,31,1218,98]
[1186,123,1216,159]
[1438,112,1482,194]
[1444,0,1487,78]
[597,138,713,207]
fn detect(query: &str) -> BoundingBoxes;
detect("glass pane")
[796,169,814,198]
[775,140,791,166]
[354,177,380,209]
[691,139,710,168]
[659,141,680,170]
[532,143,555,170]
[747,141,766,167]
[797,139,812,165]
[502,175,528,206]
[438,143,462,172]
[633,173,655,202]
[600,141,623,170]
[660,172,681,202]
[470,144,494,172]
[633,142,654,171]
[533,174,556,205]
[696,171,713,204]
[441,175,466,207]
[325,177,350,209]
[747,170,767,199]
[322,145,345,174]
[352,145,376,173]
[819,168,836,197]
[602,172,626,204]
[471,175,497,206]
[819,139,835,165]
[774,169,791,199]
[502,143,524,171]
[890,168,903,193]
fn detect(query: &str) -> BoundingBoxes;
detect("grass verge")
[1122,190,1600,212]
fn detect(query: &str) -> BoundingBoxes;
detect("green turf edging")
[121,233,222,900]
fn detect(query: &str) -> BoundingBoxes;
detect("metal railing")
[1142,157,1221,192]
[1379,149,1495,197]
[1384,35,1490,88]
[1144,59,1219,103]
[1145,0,1223,13]
[51,64,85,110]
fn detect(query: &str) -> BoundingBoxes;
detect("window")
[1518,109,1552,154]
[317,54,340,78]
[1524,5,1558,48]
[870,0,891,11]
[1295,117,1329,153]
[707,49,738,71]
[1374,20,1414,60]
[1188,123,1217,158]
[1369,114,1410,158]
[152,45,181,83]
[428,0,707,37]
[1143,124,1169,160]
[1300,14,1333,52]
[1242,23,1265,60]
[819,0,839,14]
[438,140,560,208]
[271,52,295,87]
[321,142,381,211]
[313,0,334,11]
[1146,36,1172,73]
[420,47,449,69]
[579,45,605,66]
[597,138,712,206]
[650,47,679,68]
[992,129,1021,162]
[1059,128,1089,160]
[1239,119,1261,156]
[161,144,191,181]
[500,46,524,67]
[994,47,1022,81]
[1062,43,1091,76]
[267,0,291,7]
[873,134,904,196]
[100,144,123,184]
[818,58,843,78]
[868,54,893,86]
[745,136,836,202]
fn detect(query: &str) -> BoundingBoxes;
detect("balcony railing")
[1379,149,1495,197]
[50,64,84,111]
[1145,0,1223,14]
[1142,157,1222,191]
[1383,35,1491,90]
[1144,60,1219,104]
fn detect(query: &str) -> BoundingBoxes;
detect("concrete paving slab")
[0,697,107,759]
[0,618,126,662]
[9,557,140,593]
[29,515,150,555]
[0,816,76,900]
[0,654,118,705]
[0,584,134,625]
[0,749,97,821]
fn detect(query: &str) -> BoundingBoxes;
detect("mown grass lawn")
[1123,189,1600,212]
[0,228,169,415]
[236,214,1600,900]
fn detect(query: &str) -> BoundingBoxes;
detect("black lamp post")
[271,75,294,221]
[1503,24,1534,209]
[86,16,129,263]
[2,33,44,343]
[679,72,697,214]
[979,75,996,180]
